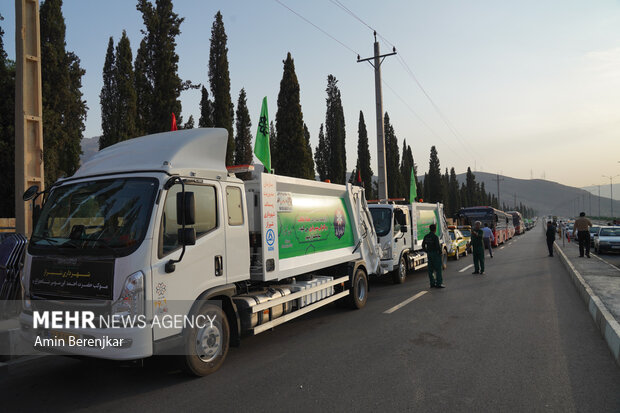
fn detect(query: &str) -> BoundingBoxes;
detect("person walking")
[471,221,485,275]
[545,221,556,257]
[422,224,445,288]
[482,223,495,258]
[573,212,592,258]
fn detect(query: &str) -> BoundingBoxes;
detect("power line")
[274,0,359,56]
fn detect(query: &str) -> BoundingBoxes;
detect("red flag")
[171,113,178,131]
[357,169,362,184]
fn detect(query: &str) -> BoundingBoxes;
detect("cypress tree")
[269,120,278,172]
[198,86,214,127]
[114,30,138,142]
[136,0,185,134]
[441,168,450,211]
[275,52,313,179]
[99,37,116,149]
[208,11,234,165]
[234,88,252,179]
[324,75,346,184]
[40,0,87,185]
[314,124,328,181]
[465,167,476,206]
[400,140,412,200]
[427,145,442,203]
[134,38,150,136]
[0,14,15,216]
[356,111,374,198]
[448,167,460,216]
[384,113,402,198]
[184,115,195,129]
[303,123,315,178]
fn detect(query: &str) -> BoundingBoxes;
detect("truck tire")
[464,247,468,257]
[454,249,460,261]
[392,256,407,284]
[348,267,368,309]
[182,302,230,377]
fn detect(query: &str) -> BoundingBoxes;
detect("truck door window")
[160,184,217,256]
[226,186,244,226]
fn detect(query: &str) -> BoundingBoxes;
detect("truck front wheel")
[348,267,368,309]
[392,256,407,284]
[182,302,230,377]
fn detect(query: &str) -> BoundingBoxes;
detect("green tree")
[324,75,346,184]
[269,120,278,172]
[99,37,116,149]
[399,140,413,201]
[356,111,374,198]
[314,123,328,181]
[426,146,442,203]
[303,123,315,178]
[114,31,138,142]
[40,0,87,185]
[384,113,402,198]
[448,167,460,216]
[0,14,15,216]
[275,52,313,179]
[234,88,252,179]
[184,115,195,129]
[134,38,150,136]
[208,11,234,165]
[198,85,213,127]
[136,0,185,134]
[465,167,476,206]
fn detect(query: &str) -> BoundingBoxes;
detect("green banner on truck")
[277,194,354,259]
[416,209,441,240]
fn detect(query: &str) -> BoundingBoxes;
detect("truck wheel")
[348,267,368,309]
[392,256,407,284]
[464,247,468,257]
[182,302,229,377]
[454,249,460,261]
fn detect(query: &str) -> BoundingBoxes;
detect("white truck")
[19,128,383,376]
[368,202,451,284]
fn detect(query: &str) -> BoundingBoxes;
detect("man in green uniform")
[422,224,445,288]
[471,221,485,274]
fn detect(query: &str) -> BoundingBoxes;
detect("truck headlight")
[112,271,144,318]
[382,245,392,259]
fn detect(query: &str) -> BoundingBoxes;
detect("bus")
[506,211,524,235]
[456,207,511,247]
[506,213,515,239]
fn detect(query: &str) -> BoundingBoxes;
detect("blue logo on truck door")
[266,229,275,246]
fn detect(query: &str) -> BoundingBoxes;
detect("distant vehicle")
[456,207,511,246]
[589,225,601,247]
[506,214,515,239]
[507,211,525,235]
[457,225,472,252]
[447,228,468,260]
[594,227,620,254]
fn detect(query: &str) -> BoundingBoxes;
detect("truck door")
[151,181,225,341]
[223,184,250,283]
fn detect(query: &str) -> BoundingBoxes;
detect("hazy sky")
[3,0,620,188]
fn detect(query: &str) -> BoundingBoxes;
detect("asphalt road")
[2,228,620,412]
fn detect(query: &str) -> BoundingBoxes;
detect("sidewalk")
[555,239,620,367]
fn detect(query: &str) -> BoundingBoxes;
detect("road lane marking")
[459,264,474,272]
[500,246,505,250]
[384,291,428,314]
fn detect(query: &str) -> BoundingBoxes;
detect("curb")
[554,242,620,367]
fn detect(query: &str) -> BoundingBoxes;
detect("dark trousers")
[546,239,554,256]
[427,251,443,286]
[577,231,590,256]
[473,248,485,273]
[484,238,493,257]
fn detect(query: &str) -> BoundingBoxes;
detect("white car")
[594,227,620,254]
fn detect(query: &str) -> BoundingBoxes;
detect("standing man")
[573,212,592,258]
[422,224,445,288]
[471,221,485,275]
[546,221,556,256]
[482,223,495,258]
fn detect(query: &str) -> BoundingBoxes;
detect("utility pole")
[602,174,619,219]
[494,173,504,208]
[357,32,396,202]
[15,0,45,236]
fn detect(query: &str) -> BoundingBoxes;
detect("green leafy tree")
[208,11,234,164]
[356,111,374,198]
[99,37,116,149]
[234,88,252,179]
[448,167,460,216]
[400,140,414,201]
[426,145,442,203]
[275,52,313,179]
[40,0,87,185]
[184,115,195,129]
[303,123,315,178]
[198,86,214,127]
[136,0,186,134]
[114,31,138,142]
[314,123,328,181]
[384,113,402,198]
[465,167,476,206]
[269,120,278,172]
[0,14,15,216]
[324,75,346,184]
[134,38,150,136]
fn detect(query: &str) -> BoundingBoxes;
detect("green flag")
[254,97,271,173]
[409,167,417,203]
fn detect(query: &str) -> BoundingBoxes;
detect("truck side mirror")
[178,228,196,246]
[23,185,39,201]
[176,191,195,225]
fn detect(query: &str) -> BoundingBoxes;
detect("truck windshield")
[30,178,158,256]
[370,208,392,237]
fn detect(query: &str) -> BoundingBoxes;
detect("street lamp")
[602,174,620,220]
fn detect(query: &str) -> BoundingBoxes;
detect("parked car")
[589,225,601,247]
[457,225,472,252]
[594,227,620,254]
[448,228,468,260]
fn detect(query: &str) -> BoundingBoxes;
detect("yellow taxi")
[448,228,468,260]
[457,225,472,253]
